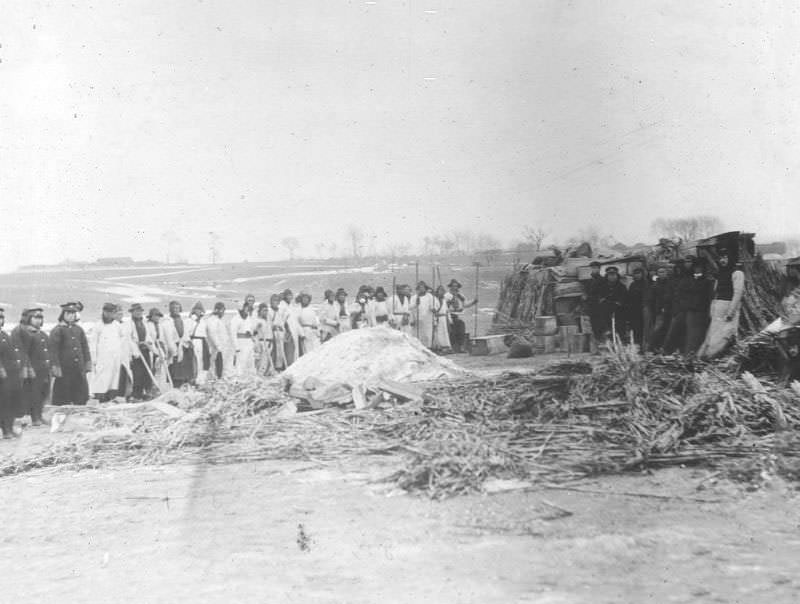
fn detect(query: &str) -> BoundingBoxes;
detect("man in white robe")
[410,281,436,348]
[186,302,208,385]
[280,289,301,365]
[391,284,413,335]
[206,302,233,379]
[253,302,274,375]
[229,297,257,377]
[297,292,321,355]
[270,295,289,370]
[89,303,125,402]
[319,289,339,342]
[432,285,452,352]
[368,287,392,327]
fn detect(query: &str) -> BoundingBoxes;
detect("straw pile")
[493,265,559,333]
[738,250,786,334]
[2,348,799,498]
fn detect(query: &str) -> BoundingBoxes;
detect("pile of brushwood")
[3,346,800,499]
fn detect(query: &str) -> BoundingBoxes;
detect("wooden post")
[473,261,480,339]
[415,261,420,339]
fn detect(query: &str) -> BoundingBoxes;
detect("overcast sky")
[1,1,799,270]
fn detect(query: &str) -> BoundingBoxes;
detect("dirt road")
[2,456,799,604]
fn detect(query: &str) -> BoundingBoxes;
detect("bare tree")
[435,235,455,256]
[281,237,300,260]
[397,242,411,257]
[326,242,338,258]
[314,242,325,259]
[475,232,501,251]
[346,224,364,258]
[208,231,221,264]
[784,237,800,257]
[420,236,433,256]
[160,229,182,264]
[651,215,724,242]
[522,225,549,251]
[450,230,474,255]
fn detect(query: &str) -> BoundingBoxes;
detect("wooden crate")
[469,334,510,356]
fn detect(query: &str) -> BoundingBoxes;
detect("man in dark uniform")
[50,302,91,405]
[0,307,25,437]
[647,266,673,352]
[598,266,628,342]
[663,257,694,354]
[583,261,605,344]
[128,303,154,400]
[15,307,53,426]
[683,257,714,355]
[165,301,196,388]
[626,267,648,348]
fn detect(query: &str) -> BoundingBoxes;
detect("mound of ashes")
[282,326,467,389]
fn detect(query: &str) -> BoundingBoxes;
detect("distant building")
[95,257,135,267]
[756,242,787,256]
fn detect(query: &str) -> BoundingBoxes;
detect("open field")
[0,258,512,336]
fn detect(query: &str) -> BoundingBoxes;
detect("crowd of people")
[583,246,747,358]
[0,279,477,438]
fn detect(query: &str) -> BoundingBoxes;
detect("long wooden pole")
[473,261,480,338]
[415,261,420,339]
[431,264,437,348]
[391,253,396,326]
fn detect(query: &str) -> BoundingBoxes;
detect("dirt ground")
[2,459,799,604]
[2,352,800,603]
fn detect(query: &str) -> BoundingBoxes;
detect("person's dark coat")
[50,323,91,405]
[0,330,25,422]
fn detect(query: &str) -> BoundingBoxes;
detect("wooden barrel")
[533,315,558,336]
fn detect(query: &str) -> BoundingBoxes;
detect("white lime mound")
[282,326,466,388]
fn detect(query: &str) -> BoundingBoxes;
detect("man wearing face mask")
[50,302,91,406]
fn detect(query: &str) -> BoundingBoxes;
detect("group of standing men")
[319,278,477,354]
[583,246,746,358]
[0,278,478,436]
[0,302,89,438]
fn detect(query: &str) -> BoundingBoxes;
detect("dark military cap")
[148,307,163,319]
[128,303,144,313]
[589,261,602,268]
[605,266,620,274]
[60,302,80,312]
[102,303,116,313]
[447,279,462,288]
